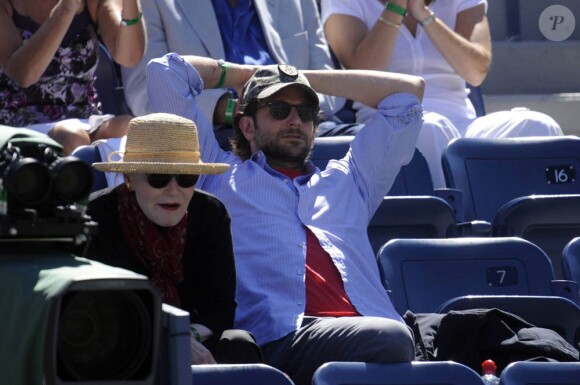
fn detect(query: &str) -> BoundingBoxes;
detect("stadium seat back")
[563,237,580,285]
[311,137,434,196]
[312,361,484,385]
[442,136,580,223]
[377,237,556,315]
[493,194,580,279]
[467,83,486,117]
[368,196,458,255]
[95,43,133,116]
[190,364,295,385]
[499,361,580,385]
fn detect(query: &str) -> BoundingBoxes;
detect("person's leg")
[261,316,414,385]
[415,112,461,189]
[48,119,91,155]
[90,114,131,141]
[465,109,563,138]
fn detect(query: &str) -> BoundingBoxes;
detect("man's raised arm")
[169,55,424,109]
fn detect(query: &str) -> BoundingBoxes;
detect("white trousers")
[416,108,563,189]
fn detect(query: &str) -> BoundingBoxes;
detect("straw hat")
[93,113,229,175]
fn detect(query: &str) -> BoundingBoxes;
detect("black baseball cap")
[239,64,319,114]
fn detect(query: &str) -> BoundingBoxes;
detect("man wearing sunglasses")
[147,53,425,385]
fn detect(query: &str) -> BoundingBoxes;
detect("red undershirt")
[276,167,359,317]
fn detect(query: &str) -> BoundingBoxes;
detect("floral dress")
[0,4,102,127]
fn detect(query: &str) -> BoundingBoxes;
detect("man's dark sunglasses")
[256,101,319,122]
[146,174,199,189]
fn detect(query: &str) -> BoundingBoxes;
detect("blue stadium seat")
[310,137,434,196]
[190,364,295,385]
[310,137,460,255]
[467,83,486,117]
[95,43,133,116]
[493,194,580,279]
[442,136,580,223]
[312,361,484,385]
[563,237,580,285]
[499,361,580,385]
[437,295,580,348]
[377,237,557,315]
[310,136,352,169]
[368,196,458,256]
[71,144,108,192]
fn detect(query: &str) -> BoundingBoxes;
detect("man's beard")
[254,121,314,167]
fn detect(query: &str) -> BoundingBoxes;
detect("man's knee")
[354,317,415,362]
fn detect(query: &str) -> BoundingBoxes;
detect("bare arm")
[324,0,406,71]
[303,69,424,107]
[324,0,491,86]
[181,55,424,109]
[92,0,144,67]
[415,2,490,86]
[0,0,80,87]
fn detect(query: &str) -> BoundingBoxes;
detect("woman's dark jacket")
[85,186,236,336]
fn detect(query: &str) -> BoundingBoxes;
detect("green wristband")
[190,325,201,342]
[385,2,408,17]
[121,13,143,26]
[225,98,236,126]
[215,59,228,88]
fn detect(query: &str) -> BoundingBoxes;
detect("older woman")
[86,112,262,364]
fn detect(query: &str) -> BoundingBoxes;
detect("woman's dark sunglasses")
[146,174,199,189]
[256,101,319,122]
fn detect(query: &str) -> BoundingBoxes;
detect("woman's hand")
[190,336,217,365]
[407,0,430,22]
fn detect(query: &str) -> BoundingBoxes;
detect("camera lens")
[4,157,51,205]
[56,290,154,380]
[50,156,93,203]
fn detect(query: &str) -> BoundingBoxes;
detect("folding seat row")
[311,361,580,385]
[313,136,580,343]
[442,136,580,279]
[186,360,580,385]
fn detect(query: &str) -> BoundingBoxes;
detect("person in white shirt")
[321,0,562,188]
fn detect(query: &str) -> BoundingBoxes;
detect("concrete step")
[483,93,580,136]
[482,40,580,95]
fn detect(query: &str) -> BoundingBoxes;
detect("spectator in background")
[321,0,563,188]
[121,0,360,149]
[87,112,262,364]
[0,0,144,155]
[145,52,424,385]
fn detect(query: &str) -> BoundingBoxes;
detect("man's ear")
[238,116,255,141]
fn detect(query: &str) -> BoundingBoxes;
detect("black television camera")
[0,128,186,385]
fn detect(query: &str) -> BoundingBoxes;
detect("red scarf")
[118,184,187,306]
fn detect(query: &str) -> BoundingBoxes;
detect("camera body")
[0,128,189,384]
[0,127,95,242]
